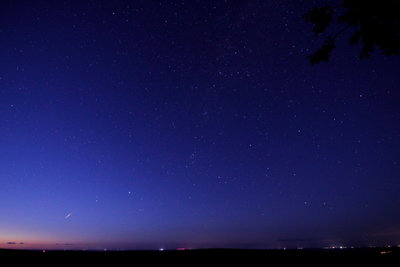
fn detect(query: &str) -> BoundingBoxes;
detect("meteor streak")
[65,209,78,219]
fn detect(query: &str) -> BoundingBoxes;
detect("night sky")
[1,0,400,250]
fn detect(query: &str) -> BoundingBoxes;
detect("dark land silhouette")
[1,247,399,264]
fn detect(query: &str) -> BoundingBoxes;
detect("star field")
[0,0,400,250]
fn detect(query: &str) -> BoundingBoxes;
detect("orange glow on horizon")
[0,233,90,250]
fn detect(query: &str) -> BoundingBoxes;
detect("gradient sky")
[1,0,400,250]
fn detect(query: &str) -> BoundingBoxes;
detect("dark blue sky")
[1,0,400,250]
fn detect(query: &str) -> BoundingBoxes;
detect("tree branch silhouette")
[304,0,400,64]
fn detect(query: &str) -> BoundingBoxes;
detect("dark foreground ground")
[1,247,399,264]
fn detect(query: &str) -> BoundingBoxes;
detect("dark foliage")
[304,6,334,35]
[304,0,400,64]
